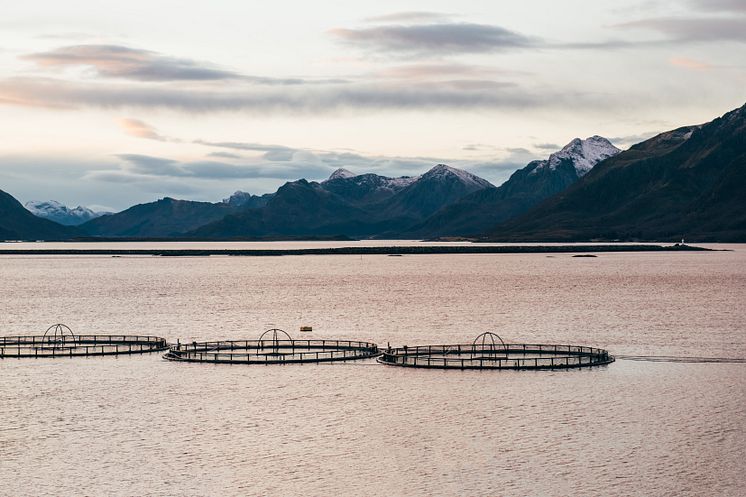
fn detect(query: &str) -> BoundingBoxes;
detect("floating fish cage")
[378,332,614,370]
[164,328,380,365]
[0,324,169,358]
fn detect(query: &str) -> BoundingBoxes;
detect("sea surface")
[1,243,744,496]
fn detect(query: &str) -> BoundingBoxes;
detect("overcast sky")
[1,0,744,210]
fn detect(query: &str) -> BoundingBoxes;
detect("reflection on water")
[1,247,745,496]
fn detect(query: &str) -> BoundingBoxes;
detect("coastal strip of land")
[0,244,713,256]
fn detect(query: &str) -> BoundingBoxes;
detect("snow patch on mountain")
[25,200,108,225]
[545,136,620,175]
[326,168,357,181]
[324,164,491,194]
[383,175,419,189]
[325,170,418,191]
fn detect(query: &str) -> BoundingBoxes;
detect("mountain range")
[401,136,620,237]
[24,200,108,226]
[486,103,746,242]
[189,164,492,238]
[1,103,744,242]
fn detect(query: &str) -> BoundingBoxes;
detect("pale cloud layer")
[23,45,242,81]
[669,56,712,70]
[364,12,455,23]
[21,44,332,85]
[688,0,746,12]
[330,23,537,55]
[120,118,167,140]
[615,16,746,43]
[0,75,568,113]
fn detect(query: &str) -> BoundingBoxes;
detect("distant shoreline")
[0,244,714,256]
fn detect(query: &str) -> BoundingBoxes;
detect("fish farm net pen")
[0,324,169,358]
[164,328,380,365]
[377,332,614,370]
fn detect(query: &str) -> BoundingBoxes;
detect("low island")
[0,243,713,257]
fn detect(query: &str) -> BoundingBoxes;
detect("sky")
[0,0,744,211]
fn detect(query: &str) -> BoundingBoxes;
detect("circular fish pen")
[378,332,614,370]
[164,328,380,365]
[0,324,169,358]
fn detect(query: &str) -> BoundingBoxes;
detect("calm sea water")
[1,244,744,496]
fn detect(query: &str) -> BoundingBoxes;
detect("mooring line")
[616,355,746,364]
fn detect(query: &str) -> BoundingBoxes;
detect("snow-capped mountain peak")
[221,191,272,209]
[222,191,253,205]
[422,164,493,188]
[546,136,620,175]
[326,168,357,181]
[25,200,107,226]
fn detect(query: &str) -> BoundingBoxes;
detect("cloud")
[533,142,561,151]
[193,138,540,183]
[608,131,660,146]
[206,151,243,159]
[615,17,746,43]
[182,160,289,179]
[669,56,712,70]
[461,143,500,152]
[202,138,536,184]
[688,0,746,12]
[83,169,201,195]
[364,12,454,23]
[334,12,746,57]
[89,153,337,182]
[119,118,168,140]
[20,44,348,86]
[89,145,450,185]
[465,145,547,179]
[467,159,539,178]
[35,33,105,41]
[373,63,525,80]
[117,154,184,175]
[195,140,438,176]
[23,45,242,81]
[0,76,572,114]
[329,20,682,56]
[330,22,537,55]
[0,154,206,209]
[504,147,531,154]
[195,140,297,161]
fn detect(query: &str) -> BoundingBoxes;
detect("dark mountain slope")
[187,179,375,238]
[485,104,746,242]
[80,197,237,237]
[0,189,80,240]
